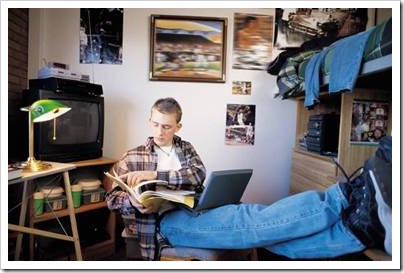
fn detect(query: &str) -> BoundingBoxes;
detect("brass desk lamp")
[21,99,71,172]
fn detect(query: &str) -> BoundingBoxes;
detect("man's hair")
[152,97,182,122]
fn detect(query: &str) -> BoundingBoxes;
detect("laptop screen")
[194,169,253,211]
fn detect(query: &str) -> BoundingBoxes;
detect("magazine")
[104,171,195,208]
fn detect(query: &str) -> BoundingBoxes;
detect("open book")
[104,171,195,208]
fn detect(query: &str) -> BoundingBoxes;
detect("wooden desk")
[8,162,83,261]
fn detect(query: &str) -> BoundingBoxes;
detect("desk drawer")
[290,151,337,194]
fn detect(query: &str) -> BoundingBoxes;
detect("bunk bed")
[271,17,393,261]
[272,17,392,107]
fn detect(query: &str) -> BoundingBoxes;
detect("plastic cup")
[33,191,44,216]
[71,184,83,208]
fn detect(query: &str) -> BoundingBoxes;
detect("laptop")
[182,169,253,215]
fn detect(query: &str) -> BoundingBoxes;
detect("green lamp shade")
[30,99,71,122]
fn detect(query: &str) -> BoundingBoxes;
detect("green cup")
[33,191,44,216]
[71,184,83,208]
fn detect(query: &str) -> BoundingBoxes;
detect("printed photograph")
[80,8,124,64]
[232,81,252,95]
[225,104,256,146]
[350,100,389,144]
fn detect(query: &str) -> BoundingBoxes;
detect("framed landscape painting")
[149,15,227,82]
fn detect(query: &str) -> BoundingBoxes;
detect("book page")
[104,171,139,202]
[137,189,195,208]
[104,171,195,208]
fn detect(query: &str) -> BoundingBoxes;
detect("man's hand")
[120,171,157,187]
[128,196,159,214]
[118,170,159,213]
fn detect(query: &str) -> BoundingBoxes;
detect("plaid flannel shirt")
[105,135,206,260]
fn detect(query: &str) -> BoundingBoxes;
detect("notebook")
[182,169,253,215]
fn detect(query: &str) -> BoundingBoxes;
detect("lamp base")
[24,157,52,172]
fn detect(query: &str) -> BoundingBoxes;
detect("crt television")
[21,79,104,163]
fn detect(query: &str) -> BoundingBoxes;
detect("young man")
[106,97,391,261]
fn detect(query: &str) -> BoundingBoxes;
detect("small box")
[82,187,106,205]
[44,195,67,212]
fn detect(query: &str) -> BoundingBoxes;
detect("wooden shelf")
[290,88,392,192]
[81,239,115,260]
[72,157,117,168]
[32,201,107,224]
[293,147,336,161]
[28,157,117,260]
[289,86,392,261]
[290,150,337,194]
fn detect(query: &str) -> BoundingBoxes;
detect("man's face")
[149,108,181,146]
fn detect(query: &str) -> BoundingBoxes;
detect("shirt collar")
[145,135,181,152]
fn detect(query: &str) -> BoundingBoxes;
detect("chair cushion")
[160,247,226,261]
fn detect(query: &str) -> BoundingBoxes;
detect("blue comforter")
[304,26,376,108]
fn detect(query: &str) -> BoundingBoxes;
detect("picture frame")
[149,14,227,83]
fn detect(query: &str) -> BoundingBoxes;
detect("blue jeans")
[159,183,365,259]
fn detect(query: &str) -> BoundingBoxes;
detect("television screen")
[20,81,104,163]
[47,100,100,145]
[34,95,104,162]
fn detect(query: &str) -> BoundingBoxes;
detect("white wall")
[28,8,297,204]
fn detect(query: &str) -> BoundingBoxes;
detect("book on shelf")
[8,164,22,180]
[104,171,195,208]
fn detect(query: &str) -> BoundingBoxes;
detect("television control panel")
[29,77,103,97]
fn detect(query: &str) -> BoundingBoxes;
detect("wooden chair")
[121,214,257,261]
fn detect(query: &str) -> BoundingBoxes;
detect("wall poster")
[232,13,273,70]
[80,8,124,64]
[350,100,389,144]
[225,104,256,146]
[273,8,369,50]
